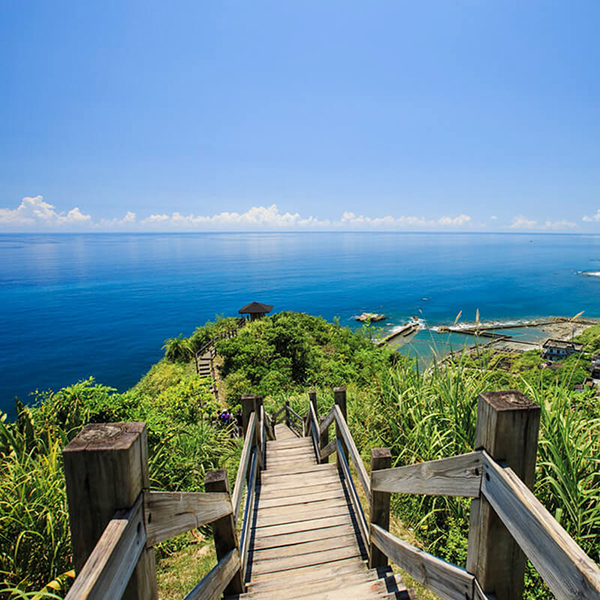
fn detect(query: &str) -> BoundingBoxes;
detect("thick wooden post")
[63,422,157,600]
[467,391,541,600]
[285,400,290,428]
[369,448,392,568]
[241,394,255,437]
[334,387,347,470]
[205,470,244,596]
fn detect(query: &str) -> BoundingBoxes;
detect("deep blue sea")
[2,232,600,416]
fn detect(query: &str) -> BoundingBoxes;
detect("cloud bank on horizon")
[0,196,589,232]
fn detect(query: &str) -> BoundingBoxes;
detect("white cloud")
[510,215,576,230]
[0,197,581,232]
[0,196,92,228]
[583,210,600,222]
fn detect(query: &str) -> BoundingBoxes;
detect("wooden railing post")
[205,470,245,596]
[467,391,541,600]
[254,395,264,476]
[334,387,347,470]
[285,400,290,428]
[369,448,392,568]
[63,423,157,600]
[241,394,255,437]
[305,390,317,436]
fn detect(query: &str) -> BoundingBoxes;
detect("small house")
[542,339,584,361]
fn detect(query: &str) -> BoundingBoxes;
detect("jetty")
[61,388,600,600]
[377,322,421,346]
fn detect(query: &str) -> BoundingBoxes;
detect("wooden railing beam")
[466,391,540,600]
[205,470,244,596]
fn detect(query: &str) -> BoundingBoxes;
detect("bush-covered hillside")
[1,313,599,599]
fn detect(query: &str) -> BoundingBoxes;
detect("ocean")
[2,232,600,416]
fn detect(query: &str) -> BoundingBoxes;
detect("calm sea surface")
[2,232,600,415]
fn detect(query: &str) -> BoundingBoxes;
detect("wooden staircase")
[227,425,415,599]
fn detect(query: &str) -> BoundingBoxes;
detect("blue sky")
[1,1,599,231]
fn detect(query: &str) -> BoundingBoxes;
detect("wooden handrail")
[239,448,259,575]
[333,405,371,504]
[232,412,256,522]
[371,451,483,498]
[286,406,304,423]
[65,495,146,600]
[183,548,241,600]
[337,439,369,548]
[481,451,600,600]
[371,523,475,600]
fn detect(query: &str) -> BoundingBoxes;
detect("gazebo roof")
[238,301,273,315]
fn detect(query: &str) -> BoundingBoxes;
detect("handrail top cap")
[480,390,539,412]
[63,422,145,453]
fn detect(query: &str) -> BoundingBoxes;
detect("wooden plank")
[184,548,241,600]
[251,533,360,561]
[252,514,354,537]
[252,523,358,550]
[65,496,146,600]
[371,523,474,600]
[256,496,349,517]
[261,463,335,478]
[247,558,371,590]
[320,438,337,461]
[242,575,408,600]
[232,412,256,521]
[144,491,232,546]
[337,440,369,548]
[259,480,343,500]
[258,488,346,509]
[259,472,340,492]
[266,453,316,463]
[249,545,362,576]
[334,405,371,504]
[371,451,483,497]
[319,406,336,435]
[481,452,600,600]
[255,504,352,528]
[267,445,315,455]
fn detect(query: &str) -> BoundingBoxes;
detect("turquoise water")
[2,232,600,415]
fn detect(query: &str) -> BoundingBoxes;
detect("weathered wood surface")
[232,412,256,520]
[319,406,336,435]
[232,426,413,600]
[481,451,600,600]
[184,549,241,600]
[63,422,156,600]
[205,470,244,596]
[144,491,232,546]
[371,523,474,600]
[467,390,541,600]
[240,449,259,575]
[337,439,369,546]
[65,496,146,600]
[334,404,371,503]
[371,451,483,498]
[369,447,392,569]
[319,438,337,461]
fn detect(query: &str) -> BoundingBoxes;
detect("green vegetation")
[1,312,599,599]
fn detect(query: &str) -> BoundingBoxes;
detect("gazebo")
[238,301,273,321]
